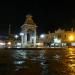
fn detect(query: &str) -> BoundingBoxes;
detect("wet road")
[0,48,75,75]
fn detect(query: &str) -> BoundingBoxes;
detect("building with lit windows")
[43,28,75,47]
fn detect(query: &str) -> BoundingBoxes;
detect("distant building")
[43,28,75,47]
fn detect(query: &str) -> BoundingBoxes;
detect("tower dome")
[24,14,36,25]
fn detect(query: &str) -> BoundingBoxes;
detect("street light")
[7,41,11,45]
[14,35,19,39]
[20,32,24,36]
[40,34,45,38]
[7,41,12,48]
[68,35,74,41]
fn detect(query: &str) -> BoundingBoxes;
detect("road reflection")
[0,48,75,75]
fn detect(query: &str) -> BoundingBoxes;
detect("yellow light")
[69,35,74,41]
[7,41,11,45]
[36,43,44,47]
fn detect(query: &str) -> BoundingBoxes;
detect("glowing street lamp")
[7,41,11,45]
[14,35,19,39]
[68,35,74,41]
[20,32,24,36]
[40,34,45,38]
[7,41,12,48]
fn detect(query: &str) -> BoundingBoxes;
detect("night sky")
[0,1,74,35]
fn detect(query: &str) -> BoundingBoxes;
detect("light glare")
[40,34,45,38]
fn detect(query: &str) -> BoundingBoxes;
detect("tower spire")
[24,15,36,25]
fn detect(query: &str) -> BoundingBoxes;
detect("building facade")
[43,28,75,47]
